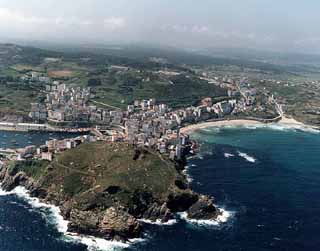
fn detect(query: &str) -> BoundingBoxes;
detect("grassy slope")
[0,81,45,115]
[92,69,227,108]
[7,160,49,179]
[30,142,178,206]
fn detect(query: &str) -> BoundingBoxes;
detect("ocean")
[1,125,320,251]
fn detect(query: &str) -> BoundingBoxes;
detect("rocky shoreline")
[0,150,220,242]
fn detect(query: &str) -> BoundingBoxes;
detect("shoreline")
[0,123,92,133]
[180,116,319,134]
[0,185,134,251]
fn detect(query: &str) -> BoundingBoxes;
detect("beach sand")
[180,119,264,134]
[278,116,305,126]
[180,116,318,134]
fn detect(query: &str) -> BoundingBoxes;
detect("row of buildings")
[121,97,237,160]
[16,135,98,162]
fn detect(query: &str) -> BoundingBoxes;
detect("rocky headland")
[0,142,220,241]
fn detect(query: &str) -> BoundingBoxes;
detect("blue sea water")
[0,131,84,149]
[1,126,320,251]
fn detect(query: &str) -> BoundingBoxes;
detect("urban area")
[0,68,282,166]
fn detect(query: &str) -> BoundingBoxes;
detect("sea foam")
[237,151,256,163]
[183,165,194,183]
[138,218,177,226]
[238,123,319,134]
[224,153,235,158]
[0,185,138,251]
[178,207,233,227]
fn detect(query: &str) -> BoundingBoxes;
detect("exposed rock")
[128,190,154,217]
[99,207,141,240]
[1,171,29,191]
[68,209,101,235]
[175,178,189,190]
[0,143,219,242]
[60,200,73,219]
[167,190,199,212]
[142,202,172,222]
[187,195,219,220]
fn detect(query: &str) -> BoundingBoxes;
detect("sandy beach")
[180,119,264,134]
[180,116,318,134]
[277,116,305,126]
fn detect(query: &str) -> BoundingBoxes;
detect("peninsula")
[1,42,319,244]
[0,142,219,241]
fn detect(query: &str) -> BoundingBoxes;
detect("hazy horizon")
[1,0,320,54]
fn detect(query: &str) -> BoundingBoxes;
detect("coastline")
[0,185,134,251]
[180,119,264,134]
[180,116,319,134]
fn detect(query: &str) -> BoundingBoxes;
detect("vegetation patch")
[48,70,75,78]
[7,160,48,179]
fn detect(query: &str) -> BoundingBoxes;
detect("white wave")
[183,166,193,183]
[200,128,213,133]
[224,153,235,158]
[242,123,319,134]
[0,187,12,196]
[193,121,319,135]
[245,126,258,130]
[267,123,319,134]
[0,185,138,251]
[138,218,177,226]
[237,151,256,163]
[178,207,233,227]
[64,234,134,251]
[5,186,69,233]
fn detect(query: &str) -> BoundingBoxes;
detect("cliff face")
[0,142,219,241]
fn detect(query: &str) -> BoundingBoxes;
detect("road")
[91,100,122,110]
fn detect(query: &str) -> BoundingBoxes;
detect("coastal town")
[2,1,320,249]
[0,68,283,166]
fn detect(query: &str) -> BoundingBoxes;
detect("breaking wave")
[224,123,319,134]
[183,165,194,183]
[178,207,233,227]
[224,153,235,158]
[192,121,319,135]
[237,151,256,163]
[138,218,177,226]
[0,185,139,251]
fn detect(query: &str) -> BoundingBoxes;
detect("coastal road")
[91,100,122,110]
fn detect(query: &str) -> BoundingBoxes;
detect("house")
[41,152,53,161]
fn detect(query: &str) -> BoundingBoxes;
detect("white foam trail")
[64,234,133,251]
[0,187,12,196]
[224,153,235,158]
[193,121,319,135]
[178,208,233,227]
[237,151,256,163]
[225,123,319,134]
[267,123,319,134]
[64,233,144,251]
[138,218,177,226]
[0,185,138,251]
[4,186,69,233]
[200,128,213,133]
[183,166,193,183]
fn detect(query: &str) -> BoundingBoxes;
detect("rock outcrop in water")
[0,142,219,241]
